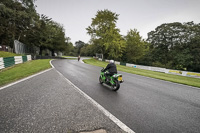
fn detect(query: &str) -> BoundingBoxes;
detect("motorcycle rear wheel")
[111,80,120,91]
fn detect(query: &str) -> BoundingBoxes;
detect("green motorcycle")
[99,68,124,91]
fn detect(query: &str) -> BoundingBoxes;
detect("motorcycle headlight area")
[113,74,122,78]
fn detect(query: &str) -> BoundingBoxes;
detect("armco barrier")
[186,72,200,78]
[168,70,182,75]
[133,64,167,73]
[105,59,109,62]
[0,55,31,70]
[114,61,120,65]
[149,66,167,73]
[126,63,134,67]
[167,69,200,78]
[98,58,200,78]
[133,64,149,70]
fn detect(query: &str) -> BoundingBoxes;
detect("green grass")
[0,51,21,57]
[0,59,51,87]
[66,58,78,60]
[83,58,200,88]
[62,56,77,60]
[62,56,77,58]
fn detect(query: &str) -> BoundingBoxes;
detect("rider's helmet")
[109,60,114,64]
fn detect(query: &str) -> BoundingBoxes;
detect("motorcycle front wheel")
[99,76,103,84]
[111,80,120,91]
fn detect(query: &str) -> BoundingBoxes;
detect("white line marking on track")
[54,66,135,133]
[50,60,55,68]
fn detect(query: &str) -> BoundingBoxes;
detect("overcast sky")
[35,0,200,44]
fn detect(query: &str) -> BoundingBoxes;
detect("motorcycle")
[99,68,124,91]
[78,56,80,61]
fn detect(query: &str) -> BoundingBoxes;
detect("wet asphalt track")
[0,68,126,133]
[52,59,200,133]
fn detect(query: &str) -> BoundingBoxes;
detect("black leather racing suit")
[103,63,117,80]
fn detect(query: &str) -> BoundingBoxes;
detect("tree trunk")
[51,49,55,56]
[39,47,43,55]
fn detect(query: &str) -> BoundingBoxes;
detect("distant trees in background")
[84,9,200,72]
[75,40,85,55]
[147,22,200,72]
[0,0,71,56]
[1,2,200,72]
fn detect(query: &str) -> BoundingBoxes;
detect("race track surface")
[52,59,200,133]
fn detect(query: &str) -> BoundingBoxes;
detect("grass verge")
[0,59,51,87]
[83,58,200,88]
[0,51,21,57]
[65,58,78,60]
[62,56,77,60]
[62,56,77,58]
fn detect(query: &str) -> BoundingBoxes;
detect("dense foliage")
[147,22,200,72]
[0,0,70,56]
[86,9,125,60]
[84,10,200,72]
[123,29,149,63]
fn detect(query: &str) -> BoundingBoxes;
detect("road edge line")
[54,68,135,133]
[50,59,55,68]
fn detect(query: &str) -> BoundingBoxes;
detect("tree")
[47,22,66,55]
[80,44,95,56]
[80,44,88,56]
[25,14,67,56]
[26,14,52,55]
[0,0,69,56]
[124,29,147,63]
[147,22,200,71]
[0,0,37,47]
[75,40,85,55]
[86,9,125,60]
[63,37,74,55]
[187,35,200,72]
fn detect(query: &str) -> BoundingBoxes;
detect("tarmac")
[0,68,129,133]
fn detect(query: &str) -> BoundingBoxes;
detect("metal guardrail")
[97,58,200,78]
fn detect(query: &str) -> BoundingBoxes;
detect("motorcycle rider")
[78,55,80,61]
[102,60,117,82]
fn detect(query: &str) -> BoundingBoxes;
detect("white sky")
[35,0,200,44]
